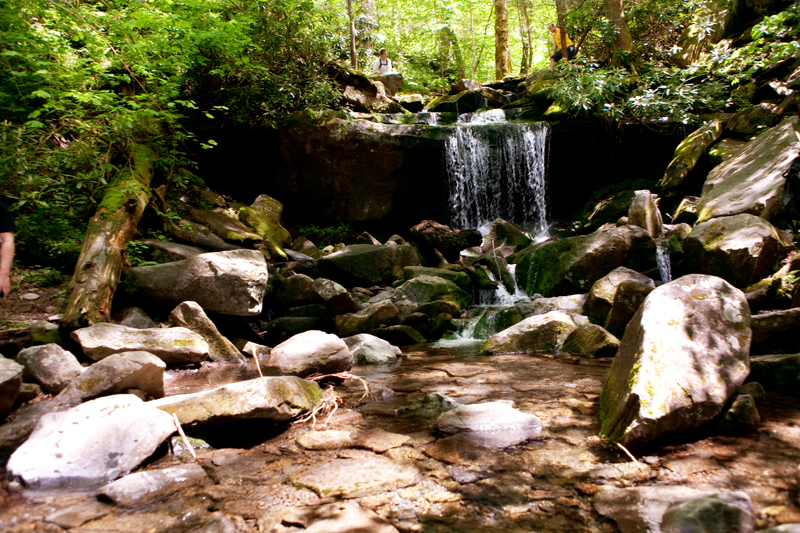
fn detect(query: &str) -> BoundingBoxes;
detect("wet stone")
[96,463,208,507]
[436,400,542,448]
[425,434,496,465]
[446,466,494,484]
[45,500,114,529]
[354,428,411,452]
[296,429,355,450]
[288,455,419,498]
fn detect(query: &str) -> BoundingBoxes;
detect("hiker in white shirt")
[372,49,393,75]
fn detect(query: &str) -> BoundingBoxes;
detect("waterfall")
[656,240,672,283]
[444,113,550,241]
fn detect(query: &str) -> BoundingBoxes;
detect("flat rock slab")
[71,323,209,365]
[150,376,321,425]
[283,503,399,533]
[288,455,419,498]
[97,463,208,507]
[7,395,176,489]
[45,500,114,529]
[425,434,496,465]
[594,486,718,533]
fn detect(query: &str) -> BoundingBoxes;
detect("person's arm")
[0,232,14,296]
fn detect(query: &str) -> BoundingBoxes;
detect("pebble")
[21,293,40,300]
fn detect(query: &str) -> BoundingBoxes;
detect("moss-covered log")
[62,143,155,328]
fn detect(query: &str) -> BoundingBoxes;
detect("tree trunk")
[347,0,358,70]
[555,0,569,61]
[514,0,532,75]
[61,143,155,329]
[604,0,633,53]
[493,0,510,80]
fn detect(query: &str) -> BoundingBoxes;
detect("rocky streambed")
[3,343,800,533]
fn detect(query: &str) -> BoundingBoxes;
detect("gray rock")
[390,275,472,310]
[482,311,583,354]
[717,394,760,434]
[516,294,589,317]
[72,323,209,365]
[584,267,656,325]
[150,376,321,425]
[325,291,362,315]
[126,250,268,316]
[266,330,353,378]
[288,455,419,498]
[604,280,656,338]
[514,225,655,297]
[275,273,317,308]
[628,190,664,239]
[119,307,157,329]
[600,274,751,448]
[140,239,205,264]
[437,400,542,448]
[0,356,23,416]
[168,301,244,363]
[749,354,800,397]
[15,344,82,394]
[562,323,620,357]
[314,244,420,287]
[343,333,401,364]
[0,399,53,458]
[232,338,271,358]
[594,486,719,533]
[44,500,113,529]
[750,307,800,345]
[697,115,800,223]
[261,316,333,346]
[311,278,348,303]
[336,300,400,337]
[684,214,794,288]
[403,266,471,289]
[661,491,754,533]
[296,429,355,450]
[484,217,533,251]
[97,463,208,507]
[7,395,176,489]
[51,351,166,411]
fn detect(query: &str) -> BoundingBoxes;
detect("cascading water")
[656,239,672,283]
[444,112,550,241]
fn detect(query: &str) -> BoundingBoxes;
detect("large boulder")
[599,274,751,448]
[0,357,24,416]
[125,250,268,315]
[516,294,588,317]
[661,492,754,533]
[266,330,353,378]
[484,218,533,252]
[188,208,262,245]
[562,324,620,357]
[683,214,795,288]
[481,311,583,354]
[403,266,471,289]
[15,344,82,394]
[150,376,321,425]
[7,395,176,489]
[51,351,166,412]
[238,194,292,248]
[627,190,663,239]
[274,273,317,308]
[409,220,482,262]
[583,267,656,325]
[603,280,655,338]
[314,244,420,287]
[578,190,637,231]
[167,301,244,363]
[72,323,209,365]
[343,334,401,364]
[336,300,400,337]
[657,120,724,198]
[390,275,472,310]
[515,225,655,297]
[696,115,800,223]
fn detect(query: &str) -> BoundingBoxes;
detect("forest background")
[0,0,798,278]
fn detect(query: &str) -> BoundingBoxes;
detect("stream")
[3,343,800,532]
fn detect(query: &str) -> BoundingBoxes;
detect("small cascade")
[656,239,672,283]
[444,113,550,241]
[479,264,529,306]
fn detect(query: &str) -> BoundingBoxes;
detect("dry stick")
[252,353,264,378]
[172,413,198,461]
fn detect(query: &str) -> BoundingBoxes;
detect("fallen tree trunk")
[62,143,155,329]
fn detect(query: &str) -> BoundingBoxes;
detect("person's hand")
[0,274,9,297]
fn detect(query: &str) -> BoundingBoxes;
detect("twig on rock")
[172,413,198,461]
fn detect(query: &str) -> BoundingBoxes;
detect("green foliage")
[298,220,353,238]
[548,60,731,123]
[125,241,156,267]
[19,265,64,287]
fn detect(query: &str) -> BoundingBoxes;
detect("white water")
[444,113,550,241]
[656,239,672,283]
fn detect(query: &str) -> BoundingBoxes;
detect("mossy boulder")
[239,194,292,248]
[599,274,751,448]
[584,267,656,325]
[390,275,472,311]
[481,310,584,354]
[696,115,800,223]
[707,138,747,165]
[314,244,420,287]
[404,266,471,289]
[515,294,588,317]
[335,300,401,337]
[473,307,524,339]
[515,225,655,297]
[188,208,262,245]
[562,324,620,357]
[603,280,655,338]
[71,323,210,365]
[578,190,637,231]
[683,213,795,288]
[484,218,533,251]
[150,376,321,425]
[657,120,724,198]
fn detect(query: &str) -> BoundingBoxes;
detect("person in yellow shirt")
[548,23,576,70]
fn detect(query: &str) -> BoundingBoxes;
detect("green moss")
[78,377,103,392]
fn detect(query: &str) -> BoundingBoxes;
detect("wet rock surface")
[3,345,800,532]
